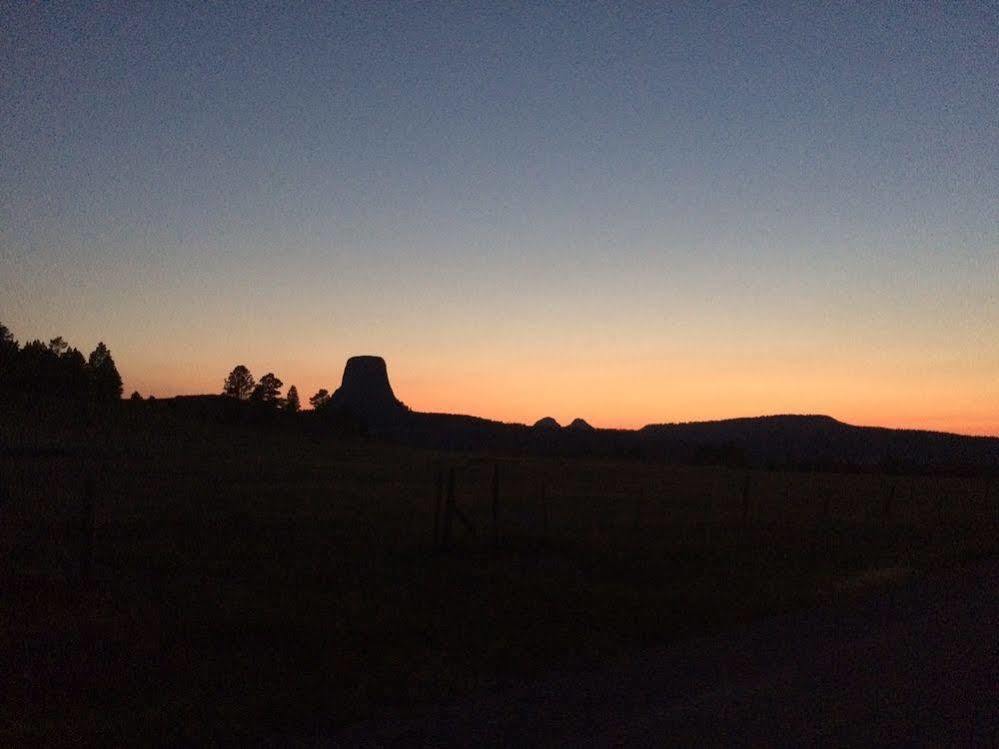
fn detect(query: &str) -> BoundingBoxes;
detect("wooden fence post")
[491,463,500,548]
[883,481,896,522]
[540,480,549,538]
[79,477,96,584]
[741,472,752,526]
[442,467,456,550]
[432,464,443,549]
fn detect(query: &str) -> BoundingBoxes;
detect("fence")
[0,454,996,584]
[426,457,999,553]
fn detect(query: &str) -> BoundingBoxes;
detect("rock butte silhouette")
[568,418,595,431]
[328,355,407,426]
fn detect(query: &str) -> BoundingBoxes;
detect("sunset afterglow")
[2,3,996,435]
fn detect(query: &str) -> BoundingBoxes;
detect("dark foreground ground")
[335,559,998,747]
[1,397,995,744]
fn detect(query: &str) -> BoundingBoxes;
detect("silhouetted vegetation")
[0,324,16,368]
[284,384,300,413]
[87,341,123,400]
[222,364,255,400]
[250,372,283,406]
[0,392,994,745]
[0,342,996,745]
[309,388,331,409]
[0,323,123,403]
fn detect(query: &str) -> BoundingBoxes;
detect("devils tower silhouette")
[328,355,407,427]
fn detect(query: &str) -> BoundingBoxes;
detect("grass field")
[1,397,996,744]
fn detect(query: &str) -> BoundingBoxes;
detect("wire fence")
[0,453,996,586]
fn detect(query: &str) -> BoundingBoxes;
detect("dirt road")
[333,560,998,747]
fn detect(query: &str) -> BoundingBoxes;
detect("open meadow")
[1,396,996,744]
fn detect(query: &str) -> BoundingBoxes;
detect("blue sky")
[2,2,997,431]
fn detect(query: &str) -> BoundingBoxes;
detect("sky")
[1,2,997,434]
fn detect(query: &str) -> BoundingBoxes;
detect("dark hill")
[533,417,561,430]
[312,357,999,471]
[637,415,999,471]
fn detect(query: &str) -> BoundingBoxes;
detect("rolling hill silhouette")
[532,417,561,430]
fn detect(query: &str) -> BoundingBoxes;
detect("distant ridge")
[305,357,999,471]
[642,414,843,430]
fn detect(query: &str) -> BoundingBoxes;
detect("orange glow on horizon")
[123,354,999,438]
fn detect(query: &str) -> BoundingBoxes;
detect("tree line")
[223,365,332,412]
[0,323,337,413]
[0,323,123,401]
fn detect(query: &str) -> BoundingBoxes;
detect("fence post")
[491,463,500,548]
[540,480,549,538]
[741,472,752,526]
[432,464,443,549]
[442,467,456,550]
[0,475,8,577]
[633,484,642,534]
[80,477,96,584]
[883,481,896,522]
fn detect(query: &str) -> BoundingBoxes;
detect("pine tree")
[285,385,300,413]
[87,342,123,400]
[223,365,255,400]
[309,388,331,409]
[251,372,283,406]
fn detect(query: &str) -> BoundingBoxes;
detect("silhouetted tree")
[3,334,88,399]
[309,388,330,409]
[48,336,69,356]
[0,324,14,348]
[87,342,123,400]
[285,385,300,413]
[251,372,283,406]
[130,391,142,401]
[223,365,255,400]
[0,324,18,383]
[14,339,54,392]
[59,347,88,398]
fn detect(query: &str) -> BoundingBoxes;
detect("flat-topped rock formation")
[328,355,407,427]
